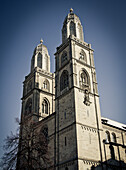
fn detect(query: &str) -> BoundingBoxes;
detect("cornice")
[22,87,55,100]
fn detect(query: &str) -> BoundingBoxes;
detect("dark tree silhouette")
[0,118,53,170]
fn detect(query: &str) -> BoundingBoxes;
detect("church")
[20,9,126,169]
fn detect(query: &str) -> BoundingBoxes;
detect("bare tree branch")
[0,118,53,170]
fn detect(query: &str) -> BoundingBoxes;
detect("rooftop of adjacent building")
[101,117,126,131]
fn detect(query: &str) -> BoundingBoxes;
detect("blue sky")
[0,0,126,158]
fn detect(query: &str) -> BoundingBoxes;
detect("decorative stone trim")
[81,125,97,133]
[83,160,99,166]
[77,122,103,132]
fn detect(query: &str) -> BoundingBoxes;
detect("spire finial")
[40,39,43,44]
[70,8,73,13]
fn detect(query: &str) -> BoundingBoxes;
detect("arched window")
[42,99,49,114]
[25,98,32,115]
[80,71,89,85]
[43,81,47,89]
[70,21,76,36]
[27,81,32,92]
[80,50,87,63]
[112,133,116,143]
[105,131,111,143]
[60,70,69,91]
[43,79,49,90]
[61,51,67,65]
[40,126,48,154]
[81,73,87,83]
[37,53,42,68]
[80,69,90,90]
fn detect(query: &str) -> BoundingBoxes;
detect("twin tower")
[21,9,104,169]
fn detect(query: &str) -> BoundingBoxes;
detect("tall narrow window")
[61,51,67,65]
[40,126,48,154]
[70,21,76,36]
[64,112,66,119]
[60,70,69,91]
[27,81,32,92]
[65,137,67,146]
[112,133,116,143]
[80,69,90,90]
[109,145,115,159]
[37,53,42,68]
[31,55,35,70]
[42,99,49,114]
[25,98,32,115]
[42,103,44,113]
[81,73,87,83]
[105,131,111,143]
[43,81,47,89]
[45,102,48,114]
[43,79,49,91]
[80,50,87,63]
[62,24,67,42]
[80,69,89,84]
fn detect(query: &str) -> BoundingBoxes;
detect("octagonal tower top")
[31,39,50,72]
[62,9,84,43]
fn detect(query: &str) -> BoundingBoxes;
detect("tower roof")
[62,9,84,43]
[33,39,48,55]
[63,8,81,25]
[31,39,50,72]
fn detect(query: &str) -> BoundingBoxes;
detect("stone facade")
[20,9,126,170]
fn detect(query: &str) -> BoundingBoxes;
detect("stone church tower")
[20,8,126,170]
[55,8,103,169]
[21,39,55,122]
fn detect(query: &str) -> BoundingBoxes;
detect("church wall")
[58,160,78,170]
[35,114,56,167]
[55,90,77,165]
[58,45,70,68]
[23,94,33,115]
[78,159,99,170]
[74,88,98,128]
[74,43,90,66]
[73,45,93,93]
[72,42,101,128]
[76,123,100,161]
[58,126,77,163]
[39,75,52,92]
[102,124,126,164]
[57,90,75,130]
